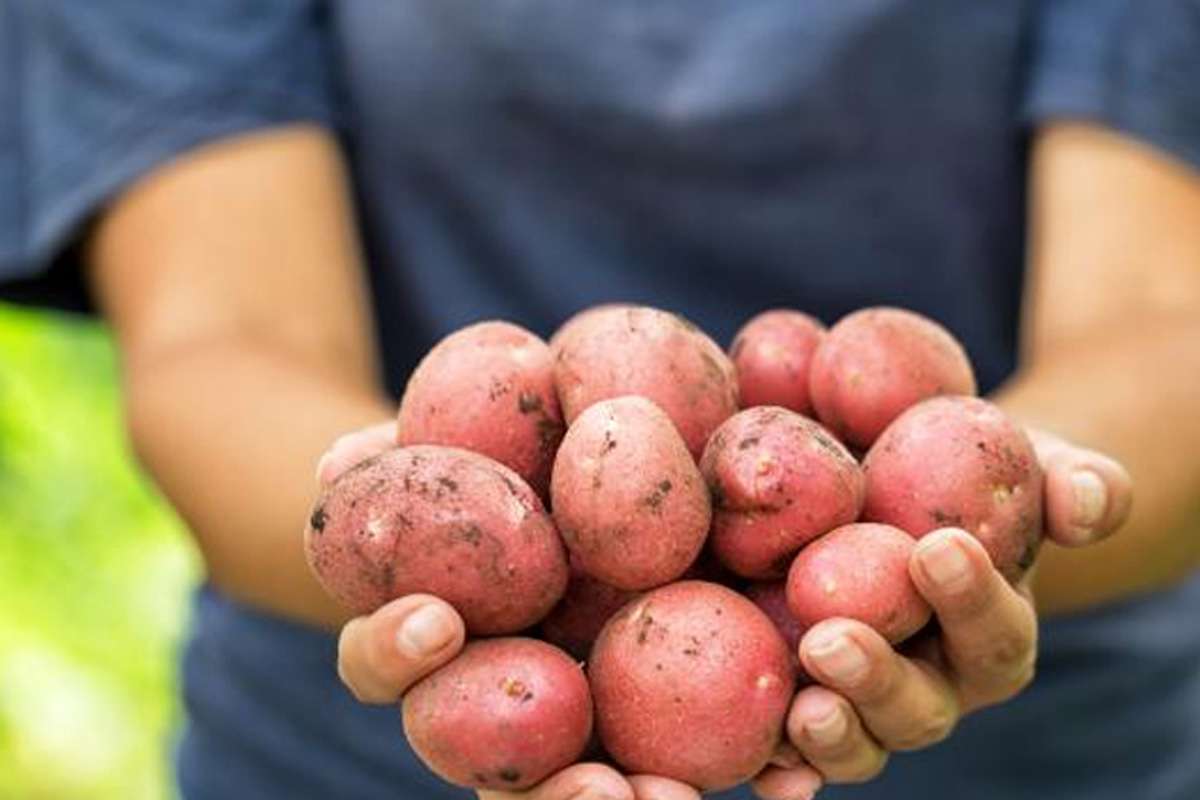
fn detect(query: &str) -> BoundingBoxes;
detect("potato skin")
[589,581,796,791]
[540,548,737,662]
[403,638,593,791]
[862,396,1043,582]
[551,396,711,590]
[540,556,639,661]
[553,305,739,459]
[809,307,977,449]
[786,523,931,644]
[397,321,564,498]
[700,407,865,579]
[745,581,806,675]
[730,310,825,414]
[549,303,634,351]
[304,446,568,634]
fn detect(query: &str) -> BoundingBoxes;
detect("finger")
[317,420,398,486]
[479,763,634,800]
[798,619,960,752]
[750,765,823,800]
[337,594,465,703]
[910,529,1037,711]
[784,686,887,784]
[1035,436,1133,547]
[628,774,701,800]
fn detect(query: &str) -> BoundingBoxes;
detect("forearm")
[85,126,389,628]
[995,317,1200,614]
[123,336,392,628]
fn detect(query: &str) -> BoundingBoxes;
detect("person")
[2,1,1197,798]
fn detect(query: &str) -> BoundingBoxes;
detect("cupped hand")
[321,423,1131,799]
[319,423,702,800]
[754,428,1133,798]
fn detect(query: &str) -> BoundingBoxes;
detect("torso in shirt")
[178,4,1200,799]
[331,0,1029,394]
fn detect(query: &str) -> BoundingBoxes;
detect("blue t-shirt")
[4,1,1200,798]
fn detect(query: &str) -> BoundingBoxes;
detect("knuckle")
[945,577,997,621]
[1004,662,1037,700]
[887,705,959,751]
[1015,660,1038,690]
[965,627,1036,679]
[858,750,890,783]
[804,724,859,762]
[834,749,889,784]
[337,657,376,703]
[994,660,1038,705]
[844,654,900,707]
[851,667,897,707]
[968,657,1038,710]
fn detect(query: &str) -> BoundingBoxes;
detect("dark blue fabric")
[0,0,337,307]
[3,1,1200,798]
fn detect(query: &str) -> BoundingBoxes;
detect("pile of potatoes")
[304,304,1042,793]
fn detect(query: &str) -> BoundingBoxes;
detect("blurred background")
[0,303,197,800]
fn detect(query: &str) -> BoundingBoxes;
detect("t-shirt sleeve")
[1023,0,1200,172]
[0,0,338,310]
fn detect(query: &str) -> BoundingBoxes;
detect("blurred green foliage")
[0,304,198,800]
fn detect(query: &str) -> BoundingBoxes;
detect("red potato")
[862,395,1043,582]
[552,305,739,459]
[589,581,796,791]
[403,638,593,791]
[304,446,568,634]
[786,523,932,644]
[397,321,564,497]
[549,303,634,352]
[730,309,826,414]
[745,581,807,675]
[539,547,735,665]
[809,307,977,449]
[540,556,639,661]
[700,406,865,579]
[551,396,711,590]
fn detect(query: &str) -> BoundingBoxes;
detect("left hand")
[750,428,1133,799]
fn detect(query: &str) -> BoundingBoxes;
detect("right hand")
[320,422,711,800]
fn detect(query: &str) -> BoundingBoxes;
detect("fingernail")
[804,703,848,747]
[568,791,619,800]
[397,605,455,658]
[807,631,869,685]
[1071,470,1107,529]
[918,534,973,593]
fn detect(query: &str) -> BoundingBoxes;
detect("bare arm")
[84,125,735,799]
[87,125,394,628]
[996,123,1200,614]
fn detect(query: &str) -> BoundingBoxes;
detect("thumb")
[337,594,465,703]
